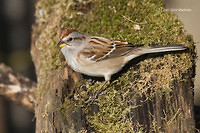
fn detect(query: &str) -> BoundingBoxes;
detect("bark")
[29,0,196,132]
[31,2,85,131]
[0,1,196,132]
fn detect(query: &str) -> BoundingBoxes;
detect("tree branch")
[0,63,36,110]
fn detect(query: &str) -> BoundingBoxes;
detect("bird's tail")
[125,45,187,62]
[133,44,187,55]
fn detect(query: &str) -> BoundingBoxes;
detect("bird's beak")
[57,41,67,48]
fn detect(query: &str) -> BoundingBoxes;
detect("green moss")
[61,98,76,117]
[34,0,195,132]
[70,0,194,131]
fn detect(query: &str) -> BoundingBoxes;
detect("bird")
[57,28,187,103]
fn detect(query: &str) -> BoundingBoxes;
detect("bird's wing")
[79,36,143,62]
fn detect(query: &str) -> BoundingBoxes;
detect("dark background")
[0,0,36,132]
[0,0,199,133]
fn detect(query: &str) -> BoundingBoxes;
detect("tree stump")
[31,0,196,132]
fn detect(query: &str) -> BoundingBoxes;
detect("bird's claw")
[85,94,97,104]
[85,90,109,104]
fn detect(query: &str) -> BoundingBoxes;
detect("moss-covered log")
[31,0,196,132]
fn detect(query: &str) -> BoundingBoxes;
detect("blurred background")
[0,0,36,132]
[0,0,199,132]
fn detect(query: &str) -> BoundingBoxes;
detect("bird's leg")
[85,80,108,104]
[93,80,108,100]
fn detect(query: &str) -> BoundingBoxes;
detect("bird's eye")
[68,38,73,42]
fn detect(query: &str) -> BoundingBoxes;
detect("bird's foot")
[85,80,108,104]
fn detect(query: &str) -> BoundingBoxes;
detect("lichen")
[34,0,195,132]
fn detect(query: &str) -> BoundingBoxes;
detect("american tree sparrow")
[57,29,187,102]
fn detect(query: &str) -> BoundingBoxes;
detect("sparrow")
[57,29,187,102]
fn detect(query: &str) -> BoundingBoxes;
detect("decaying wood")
[30,0,196,132]
[0,63,36,110]
[30,3,85,131]
[0,0,195,132]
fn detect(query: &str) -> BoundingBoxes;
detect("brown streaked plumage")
[59,29,77,39]
[81,37,143,62]
[90,37,110,45]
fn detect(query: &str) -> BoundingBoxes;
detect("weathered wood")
[31,0,196,132]
[31,1,85,131]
